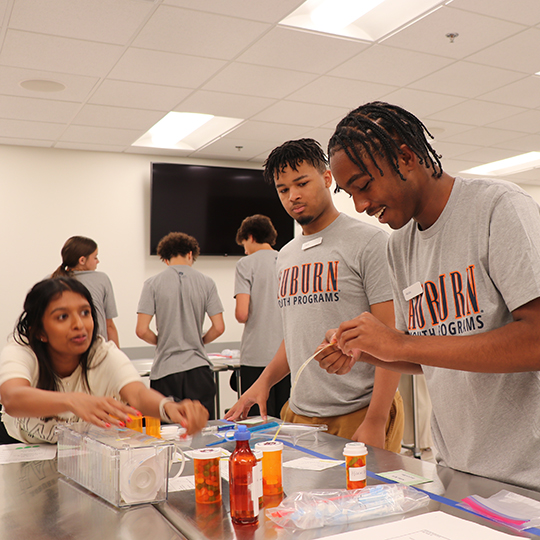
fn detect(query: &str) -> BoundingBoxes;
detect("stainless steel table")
[1,424,539,540]
[0,457,187,540]
[160,425,540,540]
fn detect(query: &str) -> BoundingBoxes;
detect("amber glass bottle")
[229,425,259,525]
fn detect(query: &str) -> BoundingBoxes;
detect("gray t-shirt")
[73,271,118,341]
[137,265,224,380]
[388,176,540,490]
[234,250,283,367]
[277,213,393,417]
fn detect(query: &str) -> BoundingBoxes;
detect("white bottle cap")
[255,441,283,452]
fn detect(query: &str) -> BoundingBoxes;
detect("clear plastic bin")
[57,422,175,507]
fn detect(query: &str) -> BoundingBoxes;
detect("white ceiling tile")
[0,138,53,148]
[417,119,474,141]
[193,136,274,160]
[55,142,128,152]
[58,125,142,145]
[9,0,154,44]
[0,66,99,102]
[426,99,526,126]
[202,63,317,99]
[487,110,540,134]
[449,0,540,26]
[505,170,540,184]
[252,101,348,128]
[236,26,367,74]
[0,0,7,25]
[133,5,270,60]
[328,45,453,87]
[72,104,164,131]
[477,76,540,109]
[383,6,524,59]
[432,140,482,159]
[409,61,525,98]
[230,120,309,142]
[89,80,191,111]
[0,95,80,123]
[296,127,335,151]
[457,147,524,164]
[381,88,465,118]
[0,30,124,77]
[163,0,304,23]
[109,48,226,88]
[440,126,524,147]
[287,76,397,108]
[495,134,540,153]
[175,90,275,118]
[466,28,540,74]
[0,118,65,140]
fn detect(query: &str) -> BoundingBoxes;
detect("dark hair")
[263,138,328,184]
[14,278,99,392]
[52,236,98,278]
[328,101,443,189]
[157,232,200,261]
[236,215,277,246]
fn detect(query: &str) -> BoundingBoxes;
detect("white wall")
[0,144,255,349]
[2,141,539,353]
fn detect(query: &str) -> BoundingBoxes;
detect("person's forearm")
[363,367,401,424]
[203,325,222,344]
[257,341,291,388]
[2,385,73,418]
[398,313,540,372]
[137,328,157,346]
[359,353,423,375]
[106,319,120,348]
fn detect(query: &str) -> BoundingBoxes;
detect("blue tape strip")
[277,439,540,536]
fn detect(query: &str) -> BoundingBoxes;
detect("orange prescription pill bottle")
[192,448,222,504]
[145,416,161,438]
[128,414,143,433]
[343,442,368,490]
[255,441,283,496]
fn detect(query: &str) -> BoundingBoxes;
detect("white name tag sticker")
[302,237,322,250]
[403,281,423,302]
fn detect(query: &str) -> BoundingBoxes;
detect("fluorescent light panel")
[132,112,243,151]
[280,0,445,42]
[461,152,540,177]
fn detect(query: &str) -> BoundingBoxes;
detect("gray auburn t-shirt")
[137,265,224,380]
[73,271,118,341]
[388,176,540,491]
[277,213,393,417]
[234,250,283,367]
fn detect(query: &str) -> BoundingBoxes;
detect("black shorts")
[151,365,216,420]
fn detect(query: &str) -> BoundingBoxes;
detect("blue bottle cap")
[234,425,251,441]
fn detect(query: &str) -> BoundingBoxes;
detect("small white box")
[57,422,174,507]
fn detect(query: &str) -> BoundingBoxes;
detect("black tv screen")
[150,163,295,256]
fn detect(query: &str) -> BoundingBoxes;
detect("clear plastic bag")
[265,484,430,529]
[460,490,540,531]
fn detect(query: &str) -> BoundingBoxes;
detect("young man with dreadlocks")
[319,101,540,490]
[226,139,404,452]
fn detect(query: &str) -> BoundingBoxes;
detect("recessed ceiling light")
[280,0,445,42]
[132,112,243,151]
[461,152,540,176]
[20,79,66,92]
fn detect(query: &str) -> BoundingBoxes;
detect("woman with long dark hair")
[52,236,120,347]
[0,278,208,444]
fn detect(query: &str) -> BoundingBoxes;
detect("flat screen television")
[150,163,295,256]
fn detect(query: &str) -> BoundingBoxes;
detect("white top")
[0,336,141,443]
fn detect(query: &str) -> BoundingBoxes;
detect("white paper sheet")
[283,456,344,471]
[320,511,519,540]
[0,443,57,463]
